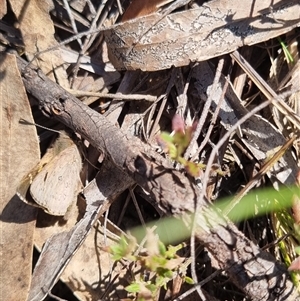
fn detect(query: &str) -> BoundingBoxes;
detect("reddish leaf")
[122,0,172,22]
[288,256,300,271]
[172,114,185,133]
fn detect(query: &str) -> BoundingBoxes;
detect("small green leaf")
[278,37,294,63]
[157,132,178,159]
[173,131,190,151]
[146,255,168,271]
[158,241,166,256]
[184,276,194,284]
[165,244,183,258]
[157,133,174,151]
[184,160,202,177]
[145,283,157,293]
[295,246,300,255]
[157,267,173,278]
[125,282,141,293]
[155,275,169,289]
[159,132,174,143]
[168,143,178,160]
[109,235,136,261]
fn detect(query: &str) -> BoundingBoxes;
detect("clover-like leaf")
[125,282,142,293]
[109,235,137,261]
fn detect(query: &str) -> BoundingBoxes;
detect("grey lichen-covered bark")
[15,53,300,300]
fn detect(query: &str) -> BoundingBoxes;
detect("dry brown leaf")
[0,0,7,19]
[104,0,300,71]
[8,0,69,87]
[0,52,40,301]
[17,133,82,216]
[122,0,174,22]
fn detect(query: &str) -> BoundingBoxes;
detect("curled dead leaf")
[122,0,173,22]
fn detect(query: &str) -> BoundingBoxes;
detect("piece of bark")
[15,53,300,300]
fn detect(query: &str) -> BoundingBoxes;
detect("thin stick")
[62,0,83,48]
[223,135,297,216]
[184,58,224,160]
[174,270,221,300]
[230,50,300,129]
[130,186,146,227]
[19,118,61,134]
[66,89,157,102]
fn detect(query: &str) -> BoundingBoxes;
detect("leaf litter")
[1,0,300,300]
